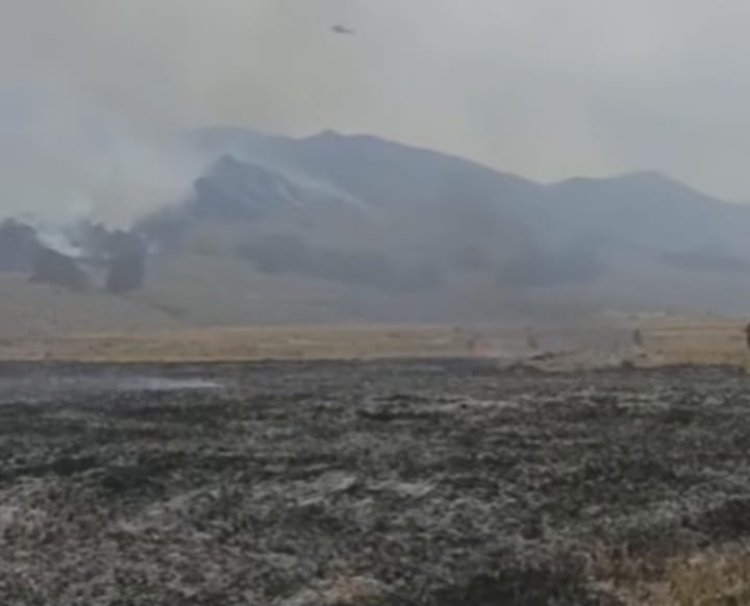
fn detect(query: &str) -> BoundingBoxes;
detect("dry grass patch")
[590,545,750,605]
[0,325,471,363]
[650,548,750,606]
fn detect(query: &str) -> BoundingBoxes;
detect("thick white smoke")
[3,0,750,224]
[0,0,362,224]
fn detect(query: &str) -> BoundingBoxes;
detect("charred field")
[2,359,750,605]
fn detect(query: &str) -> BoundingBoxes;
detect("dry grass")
[638,316,750,369]
[277,574,385,606]
[0,325,473,362]
[590,544,750,605]
[0,305,749,366]
[654,550,750,605]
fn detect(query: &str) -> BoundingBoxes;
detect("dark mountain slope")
[190,128,750,256]
[6,128,750,330]
[543,171,750,254]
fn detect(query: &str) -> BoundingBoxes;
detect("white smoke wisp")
[0,0,369,226]
[0,1,215,226]
[5,0,750,215]
[0,78,202,226]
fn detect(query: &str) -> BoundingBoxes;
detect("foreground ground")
[2,360,750,604]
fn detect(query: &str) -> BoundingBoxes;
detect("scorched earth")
[1,360,749,605]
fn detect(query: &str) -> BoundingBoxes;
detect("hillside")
[187,129,750,252]
[4,128,750,338]
[0,274,181,339]
[178,129,750,313]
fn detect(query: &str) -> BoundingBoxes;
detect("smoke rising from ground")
[2,0,750,225]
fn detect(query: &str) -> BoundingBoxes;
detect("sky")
[2,0,750,222]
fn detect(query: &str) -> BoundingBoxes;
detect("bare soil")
[2,360,750,604]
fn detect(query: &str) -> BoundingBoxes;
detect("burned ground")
[1,360,750,604]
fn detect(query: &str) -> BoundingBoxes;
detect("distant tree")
[30,247,89,291]
[105,231,147,294]
[0,219,40,271]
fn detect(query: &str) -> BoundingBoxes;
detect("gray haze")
[2,0,750,222]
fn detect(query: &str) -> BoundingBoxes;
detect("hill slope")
[178,129,750,314]
[5,128,750,338]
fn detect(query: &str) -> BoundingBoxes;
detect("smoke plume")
[3,0,750,227]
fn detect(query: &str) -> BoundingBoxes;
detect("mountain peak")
[307,129,343,140]
[555,170,719,204]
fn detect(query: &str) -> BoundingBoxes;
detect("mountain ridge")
[4,127,750,332]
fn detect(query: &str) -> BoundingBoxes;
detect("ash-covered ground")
[2,360,750,605]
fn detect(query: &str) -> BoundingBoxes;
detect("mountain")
[5,128,750,335]
[188,129,750,254]
[149,130,548,295]
[187,128,542,221]
[180,129,750,311]
[542,171,750,254]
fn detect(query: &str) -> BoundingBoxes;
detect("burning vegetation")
[0,218,147,295]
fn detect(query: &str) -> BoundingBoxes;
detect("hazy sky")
[2,0,750,221]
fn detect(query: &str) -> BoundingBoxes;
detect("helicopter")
[331,24,355,35]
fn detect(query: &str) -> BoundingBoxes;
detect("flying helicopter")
[331,24,355,35]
